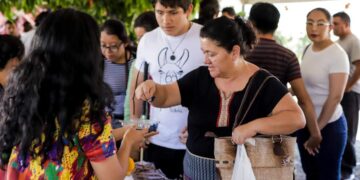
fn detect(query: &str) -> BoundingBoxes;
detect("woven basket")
[214,137,236,180]
[244,135,296,180]
[214,135,296,180]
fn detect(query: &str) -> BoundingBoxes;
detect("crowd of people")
[0,0,359,180]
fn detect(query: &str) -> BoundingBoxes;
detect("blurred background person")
[21,11,50,57]
[221,7,236,20]
[100,19,136,130]
[22,21,33,33]
[298,8,349,180]
[332,11,360,180]
[3,20,20,38]
[0,34,24,97]
[247,2,321,156]
[133,11,158,42]
[192,0,219,25]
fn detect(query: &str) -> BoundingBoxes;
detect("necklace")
[164,22,192,61]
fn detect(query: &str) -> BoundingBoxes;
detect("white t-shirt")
[135,23,204,149]
[20,29,36,56]
[301,43,349,123]
[337,33,360,93]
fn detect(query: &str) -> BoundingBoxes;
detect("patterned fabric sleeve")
[78,102,117,162]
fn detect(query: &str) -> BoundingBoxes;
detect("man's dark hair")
[23,21,33,32]
[248,2,280,34]
[198,0,219,19]
[134,11,158,32]
[0,35,24,69]
[333,11,351,25]
[222,7,236,17]
[151,0,192,11]
[192,0,219,25]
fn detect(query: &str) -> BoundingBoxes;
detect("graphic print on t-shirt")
[158,47,189,113]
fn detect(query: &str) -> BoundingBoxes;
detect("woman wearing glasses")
[297,8,349,180]
[100,20,136,131]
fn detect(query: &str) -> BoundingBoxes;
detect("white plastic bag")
[231,144,256,180]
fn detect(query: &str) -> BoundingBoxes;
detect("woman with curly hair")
[0,9,152,179]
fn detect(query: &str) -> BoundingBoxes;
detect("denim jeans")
[297,115,347,180]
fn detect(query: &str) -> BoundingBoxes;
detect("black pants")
[341,91,360,176]
[144,143,186,179]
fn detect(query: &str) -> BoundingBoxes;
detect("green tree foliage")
[1,0,201,37]
[1,0,153,32]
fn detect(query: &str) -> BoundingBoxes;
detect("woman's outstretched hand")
[122,126,159,149]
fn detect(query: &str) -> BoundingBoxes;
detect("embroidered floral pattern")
[6,100,116,179]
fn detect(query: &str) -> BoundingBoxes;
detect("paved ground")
[295,141,360,180]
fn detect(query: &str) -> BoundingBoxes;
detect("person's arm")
[124,64,135,122]
[116,128,148,177]
[91,127,150,179]
[112,125,132,141]
[317,73,348,130]
[90,155,125,179]
[179,126,188,144]
[290,78,322,155]
[345,60,360,92]
[232,92,306,144]
[129,68,145,119]
[135,80,181,108]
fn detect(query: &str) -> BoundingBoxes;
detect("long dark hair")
[0,8,113,167]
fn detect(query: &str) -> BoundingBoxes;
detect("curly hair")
[0,9,113,168]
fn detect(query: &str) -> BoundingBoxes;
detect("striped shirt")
[246,38,301,85]
[103,59,132,116]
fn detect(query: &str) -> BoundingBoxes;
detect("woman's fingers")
[145,131,159,138]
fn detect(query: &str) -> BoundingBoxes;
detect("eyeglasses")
[306,21,330,27]
[101,42,123,53]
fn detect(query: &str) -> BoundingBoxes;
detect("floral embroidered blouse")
[5,100,116,180]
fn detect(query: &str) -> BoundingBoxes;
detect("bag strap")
[302,44,310,59]
[232,70,275,129]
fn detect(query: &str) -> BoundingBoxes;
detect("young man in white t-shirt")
[333,11,360,180]
[129,0,204,178]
